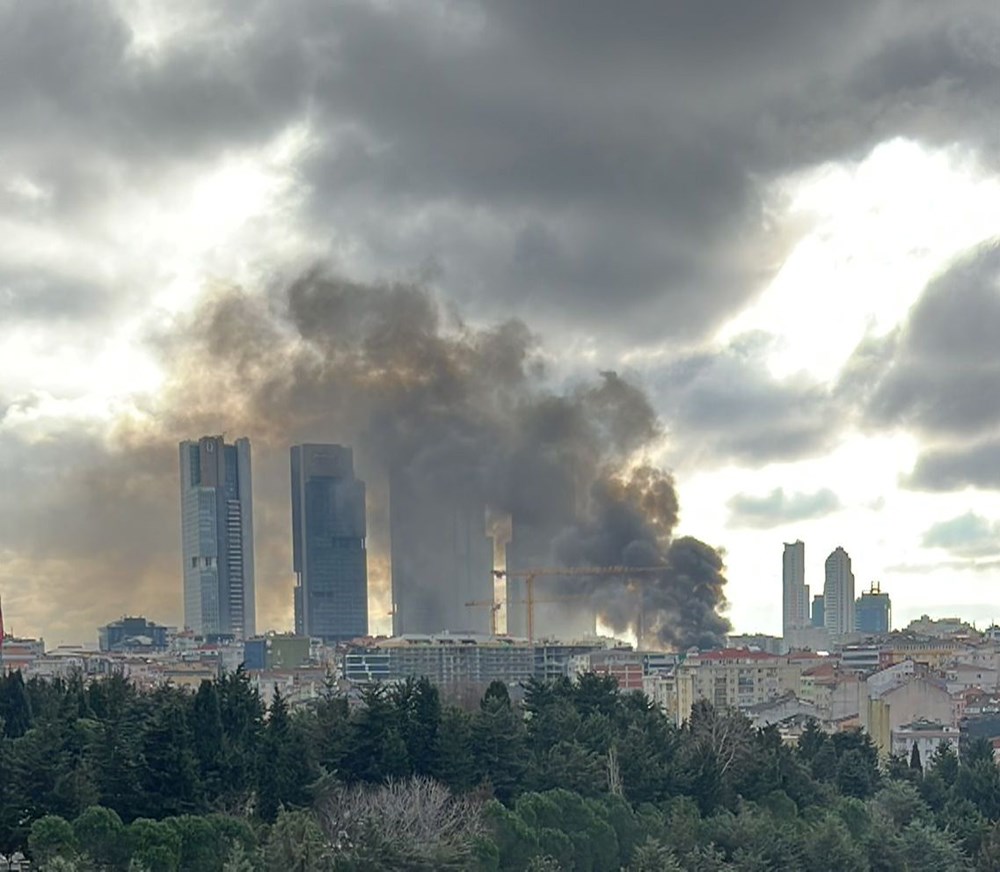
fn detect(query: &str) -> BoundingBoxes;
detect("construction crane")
[464,599,503,635]
[464,594,587,637]
[491,566,667,642]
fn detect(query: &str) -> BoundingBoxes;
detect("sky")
[3,0,1000,644]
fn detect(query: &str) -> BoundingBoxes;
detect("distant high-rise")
[856,582,891,634]
[782,541,809,638]
[389,468,493,635]
[811,594,825,628]
[179,436,256,639]
[823,546,855,640]
[291,444,368,642]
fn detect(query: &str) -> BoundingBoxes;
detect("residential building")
[823,547,855,641]
[782,540,809,638]
[179,436,256,638]
[533,640,613,682]
[891,720,959,768]
[98,616,170,652]
[0,637,45,672]
[864,671,955,757]
[343,633,534,688]
[727,633,785,654]
[291,444,368,642]
[244,633,313,671]
[905,615,977,639]
[672,648,805,725]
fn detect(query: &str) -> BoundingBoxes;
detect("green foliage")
[28,814,77,866]
[73,804,128,869]
[5,670,1000,870]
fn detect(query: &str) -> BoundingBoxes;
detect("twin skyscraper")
[180,437,369,642]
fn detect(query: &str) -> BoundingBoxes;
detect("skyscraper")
[856,582,891,634]
[179,436,255,639]
[389,468,493,635]
[291,444,368,642]
[823,546,855,640]
[782,540,809,638]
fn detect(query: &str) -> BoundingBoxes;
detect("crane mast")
[491,565,665,642]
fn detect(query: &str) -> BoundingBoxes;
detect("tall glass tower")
[291,444,368,642]
[179,436,256,638]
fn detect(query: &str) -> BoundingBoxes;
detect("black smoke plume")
[145,270,729,649]
[5,270,729,647]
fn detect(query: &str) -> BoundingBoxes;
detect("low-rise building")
[98,616,171,652]
[672,648,804,725]
[891,720,958,768]
[864,674,955,757]
[0,636,45,672]
[343,633,534,688]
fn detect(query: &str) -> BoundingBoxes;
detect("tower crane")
[464,599,504,636]
[491,566,666,642]
[464,594,587,637]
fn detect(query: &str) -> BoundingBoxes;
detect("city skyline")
[4,2,1000,644]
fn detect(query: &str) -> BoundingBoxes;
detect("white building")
[823,547,855,641]
[782,540,810,638]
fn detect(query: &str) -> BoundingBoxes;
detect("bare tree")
[316,776,487,869]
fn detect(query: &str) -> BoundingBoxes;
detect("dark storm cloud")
[845,243,1000,490]
[651,332,837,464]
[922,512,1000,558]
[727,487,841,529]
[906,438,1000,492]
[865,244,1000,437]
[6,0,1000,637]
[4,0,1000,336]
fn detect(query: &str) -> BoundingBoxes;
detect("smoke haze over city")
[4,1,1000,642]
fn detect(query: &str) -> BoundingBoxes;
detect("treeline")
[2,668,1000,870]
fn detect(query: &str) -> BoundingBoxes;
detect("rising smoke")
[2,270,729,647]
[146,270,730,649]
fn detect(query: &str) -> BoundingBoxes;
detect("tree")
[317,776,488,869]
[432,706,477,791]
[473,687,527,804]
[629,837,683,872]
[263,808,332,872]
[28,814,78,867]
[0,671,33,738]
[73,805,128,870]
[128,818,183,872]
[837,748,877,799]
[341,684,410,783]
[910,742,923,774]
[137,692,200,818]
[190,681,224,800]
[393,677,443,777]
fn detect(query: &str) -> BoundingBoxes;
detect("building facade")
[98,616,169,652]
[291,444,368,642]
[823,546,855,641]
[389,467,493,635]
[179,436,256,638]
[856,583,891,634]
[343,633,534,688]
[782,540,810,639]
